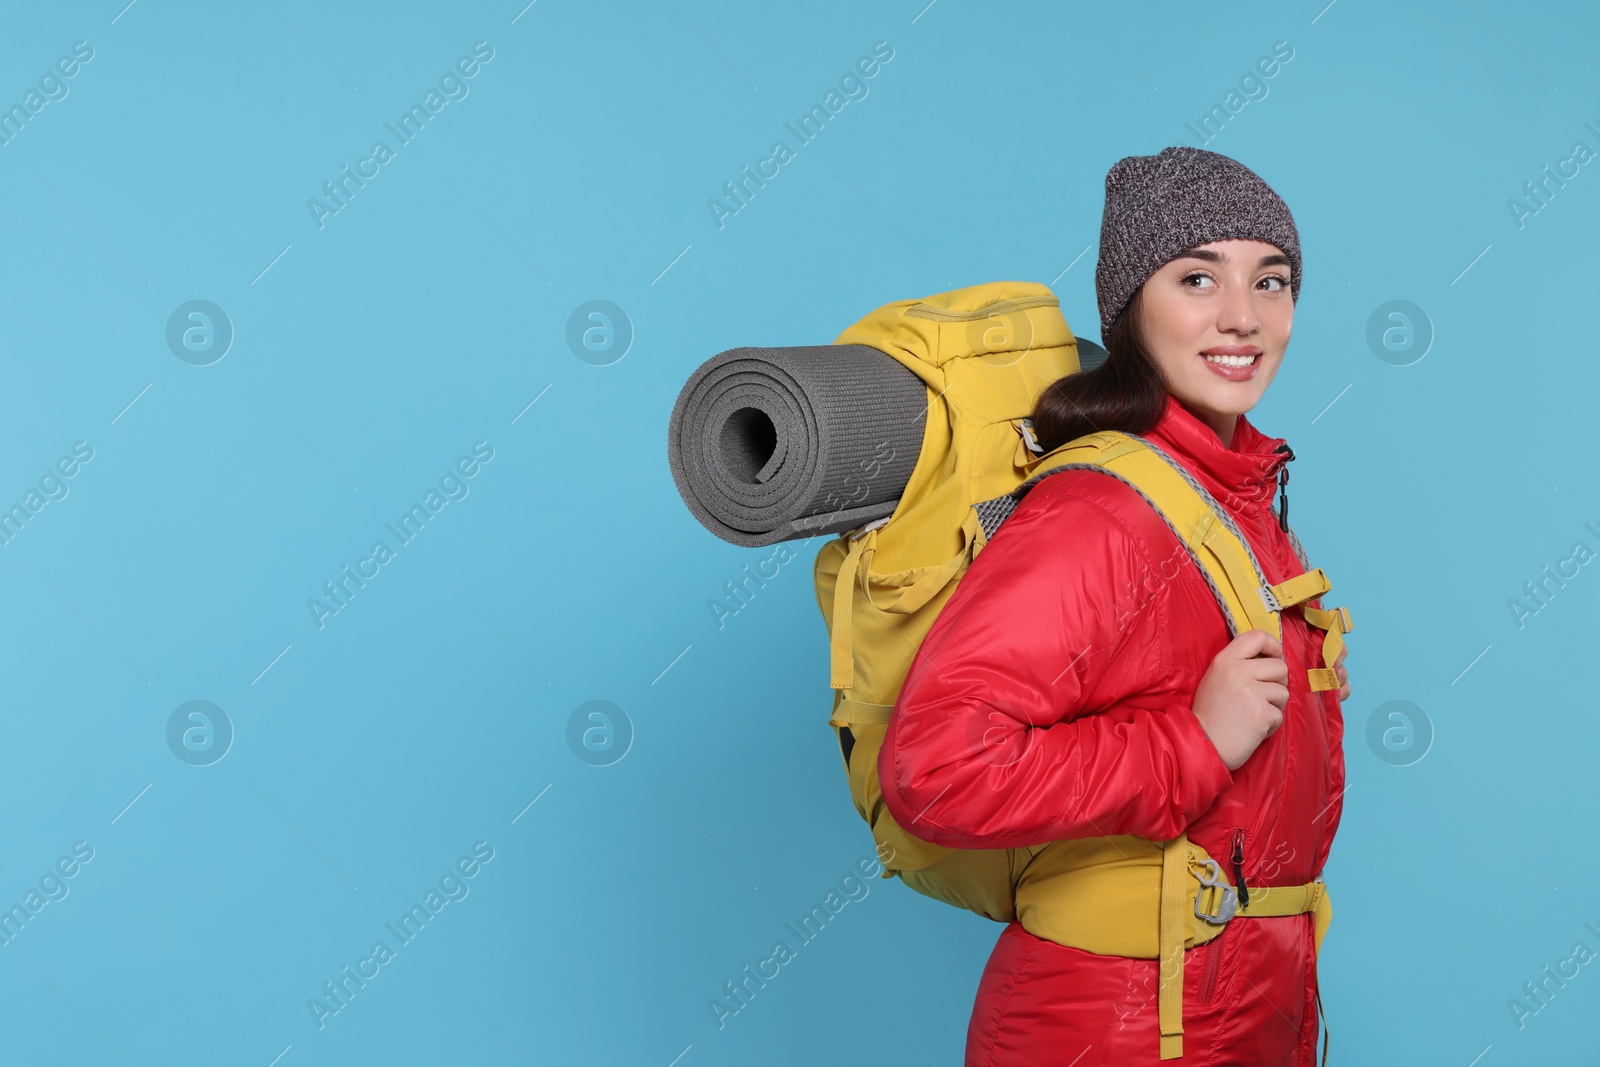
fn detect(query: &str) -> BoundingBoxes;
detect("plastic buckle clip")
[1017,418,1045,455]
[850,516,891,542]
[1192,859,1239,925]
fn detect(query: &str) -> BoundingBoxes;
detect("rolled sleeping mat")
[667,344,928,547]
[667,337,1112,547]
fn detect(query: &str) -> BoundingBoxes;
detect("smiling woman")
[1130,240,1296,444]
[1030,238,1296,462]
[1031,148,1302,456]
[880,146,1351,1066]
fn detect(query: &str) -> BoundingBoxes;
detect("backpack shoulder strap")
[976,431,1352,690]
[978,430,1280,639]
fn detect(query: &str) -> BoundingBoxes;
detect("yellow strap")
[1220,560,1354,692]
[1158,835,1189,1059]
[1271,569,1349,691]
[1044,432,1279,645]
[1268,567,1330,610]
[1198,520,1280,637]
[1237,881,1332,950]
[831,510,983,692]
[1300,603,1353,691]
[1093,435,1149,465]
[828,697,894,729]
[1304,604,1353,691]
[828,530,872,690]
[1304,604,1352,634]
[1158,832,1332,1060]
[859,509,983,615]
[1183,504,1217,555]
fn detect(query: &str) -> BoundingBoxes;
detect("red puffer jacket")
[878,392,1345,1066]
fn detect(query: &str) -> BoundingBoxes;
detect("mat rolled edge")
[667,344,928,548]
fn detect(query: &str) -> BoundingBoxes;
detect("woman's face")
[1134,238,1294,443]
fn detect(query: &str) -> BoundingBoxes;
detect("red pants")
[966,919,1322,1066]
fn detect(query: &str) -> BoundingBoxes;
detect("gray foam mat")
[667,344,929,547]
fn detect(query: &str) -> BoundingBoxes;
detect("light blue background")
[0,1,1595,1064]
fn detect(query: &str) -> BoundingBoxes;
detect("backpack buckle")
[1258,585,1281,613]
[849,516,891,542]
[1192,858,1238,924]
[1016,417,1045,455]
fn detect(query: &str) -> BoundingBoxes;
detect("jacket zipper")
[1273,443,1293,530]
[1197,928,1225,1005]
[1198,828,1249,1006]
[1231,827,1250,907]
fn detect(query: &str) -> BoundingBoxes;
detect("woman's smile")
[1199,344,1262,380]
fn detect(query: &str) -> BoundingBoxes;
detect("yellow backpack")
[813,280,1351,1062]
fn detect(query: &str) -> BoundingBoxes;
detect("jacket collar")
[1141,392,1290,508]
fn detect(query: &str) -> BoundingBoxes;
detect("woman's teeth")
[1203,353,1257,367]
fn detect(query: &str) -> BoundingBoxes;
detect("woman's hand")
[1334,644,1350,702]
[1193,628,1289,772]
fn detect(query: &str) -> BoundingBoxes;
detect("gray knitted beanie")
[1094,145,1301,340]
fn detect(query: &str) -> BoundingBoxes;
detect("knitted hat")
[1094,146,1301,340]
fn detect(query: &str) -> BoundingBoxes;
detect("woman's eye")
[1182,273,1215,288]
[1259,275,1289,291]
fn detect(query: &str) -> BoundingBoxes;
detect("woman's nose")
[1218,284,1259,334]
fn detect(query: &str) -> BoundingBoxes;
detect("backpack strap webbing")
[829,509,984,691]
[828,696,894,728]
[980,431,1352,692]
[1158,831,1333,1061]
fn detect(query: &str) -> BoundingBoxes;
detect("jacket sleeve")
[877,474,1234,850]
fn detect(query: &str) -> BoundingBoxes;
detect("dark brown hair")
[1030,286,1170,453]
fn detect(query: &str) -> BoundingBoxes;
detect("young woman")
[878,146,1350,1066]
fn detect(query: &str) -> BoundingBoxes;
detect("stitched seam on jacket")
[1254,518,1300,880]
[1097,958,1147,1067]
[1047,478,1224,841]
[976,928,1035,1067]
[1046,484,1163,837]
[1207,919,1248,1066]
[1299,917,1319,1066]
